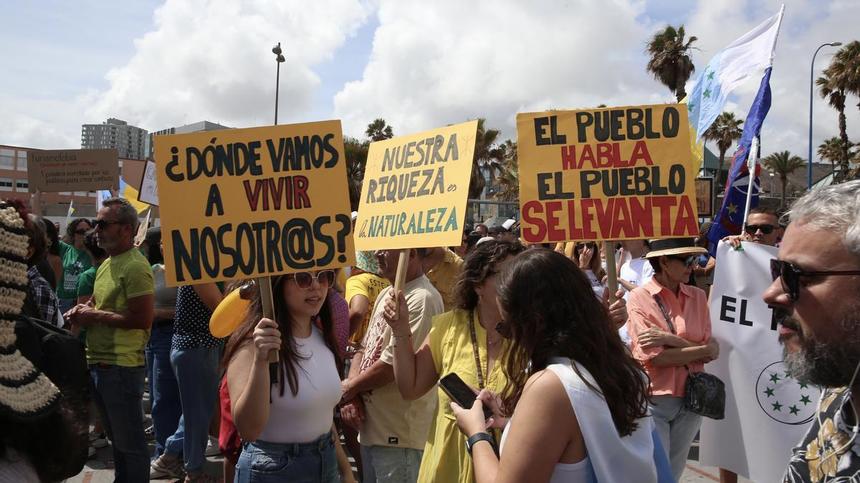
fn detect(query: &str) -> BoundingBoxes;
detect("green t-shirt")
[76,266,98,300]
[86,248,154,367]
[57,241,93,300]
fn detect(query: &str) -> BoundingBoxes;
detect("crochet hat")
[0,201,60,421]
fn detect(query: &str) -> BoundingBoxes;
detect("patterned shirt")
[784,387,860,483]
[27,266,60,326]
[172,285,223,350]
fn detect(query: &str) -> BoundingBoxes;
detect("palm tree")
[817,72,851,179]
[494,140,519,202]
[365,118,394,141]
[646,25,698,101]
[762,151,806,209]
[829,41,860,113]
[343,137,369,211]
[469,119,504,200]
[818,136,854,172]
[702,111,743,189]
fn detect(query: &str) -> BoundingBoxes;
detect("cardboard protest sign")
[154,121,355,286]
[28,149,119,192]
[354,120,477,251]
[138,159,159,206]
[517,105,698,243]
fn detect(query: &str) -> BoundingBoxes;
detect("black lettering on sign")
[205,184,224,216]
[720,296,737,323]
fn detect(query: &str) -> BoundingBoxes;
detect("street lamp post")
[272,42,286,124]
[808,41,841,189]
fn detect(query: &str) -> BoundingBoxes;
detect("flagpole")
[741,136,760,233]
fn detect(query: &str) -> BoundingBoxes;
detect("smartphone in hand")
[439,373,493,420]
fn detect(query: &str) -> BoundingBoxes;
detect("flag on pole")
[119,178,150,214]
[688,6,784,139]
[707,68,773,252]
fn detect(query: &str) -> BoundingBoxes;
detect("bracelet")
[466,432,497,456]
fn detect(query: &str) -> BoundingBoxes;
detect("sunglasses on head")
[770,259,860,301]
[289,270,335,289]
[668,255,697,267]
[744,224,775,235]
[93,219,123,230]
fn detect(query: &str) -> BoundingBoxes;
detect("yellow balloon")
[209,288,251,338]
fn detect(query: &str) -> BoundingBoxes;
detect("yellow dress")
[418,309,510,483]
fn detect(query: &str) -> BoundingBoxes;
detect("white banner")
[138,159,159,206]
[700,241,819,482]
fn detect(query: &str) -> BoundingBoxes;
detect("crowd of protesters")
[1,179,859,483]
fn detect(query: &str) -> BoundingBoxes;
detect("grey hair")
[788,180,860,258]
[102,197,139,231]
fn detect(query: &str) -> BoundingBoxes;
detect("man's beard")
[779,310,860,388]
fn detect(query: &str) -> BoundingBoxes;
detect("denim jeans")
[90,365,149,483]
[164,345,221,473]
[145,323,181,458]
[235,433,339,483]
[360,445,422,483]
[650,395,703,482]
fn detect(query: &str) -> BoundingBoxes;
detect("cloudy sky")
[2,0,858,161]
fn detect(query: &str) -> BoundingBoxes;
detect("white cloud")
[334,0,859,164]
[334,0,671,140]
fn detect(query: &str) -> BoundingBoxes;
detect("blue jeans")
[90,365,149,483]
[145,323,181,458]
[360,445,422,483]
[164,345,221,473]
[650,395,703,482]
[235,434,339,483]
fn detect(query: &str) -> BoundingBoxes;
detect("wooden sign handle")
[257,276,279,363]
[604,241,618,304]
[393,250,410,319]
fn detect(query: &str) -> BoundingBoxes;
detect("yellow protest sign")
[354,120,477,250]
[154,121,355,286]
[516,104,699,244]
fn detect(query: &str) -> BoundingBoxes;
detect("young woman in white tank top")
[224,271,356,483]
[449,249,674,483]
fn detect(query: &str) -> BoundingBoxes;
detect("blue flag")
[707,67,773,254]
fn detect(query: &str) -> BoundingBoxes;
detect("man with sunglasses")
[65,197,154,483]
[340,248,444,483]
[723,207,782,249]
[761,180,860,483]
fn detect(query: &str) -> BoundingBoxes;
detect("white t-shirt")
[257,325,342,443]
[618,257,654,344]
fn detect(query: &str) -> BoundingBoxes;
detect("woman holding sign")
[381,240,524,482]
[224,271,356,483]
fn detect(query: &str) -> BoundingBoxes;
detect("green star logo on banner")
[755,361,820,425]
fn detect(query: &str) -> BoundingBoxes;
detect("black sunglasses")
[495,320,512,339]
[93,219,124,230]
[668,255,697,267]
[770,259,860,301]
[744,224,775,235]
[289,270,335,289]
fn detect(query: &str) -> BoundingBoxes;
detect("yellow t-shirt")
[345,272,390,344]
[418,309,511,483]
[425,249,464,310]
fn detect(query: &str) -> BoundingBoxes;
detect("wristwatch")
[466,432,496,456]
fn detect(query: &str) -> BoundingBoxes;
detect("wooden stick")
[393,250,410,319]
[604,241,618,304]
[257,276,279,363]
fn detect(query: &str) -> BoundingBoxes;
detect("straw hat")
[644,237,708,259]
[0,202,61,421]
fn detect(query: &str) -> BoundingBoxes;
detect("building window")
[15,180,28,190]
[0,149,13,168]
[16,152,27,171]
[0,178,13,191]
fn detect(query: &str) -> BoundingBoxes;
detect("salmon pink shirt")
[628,278,712,397]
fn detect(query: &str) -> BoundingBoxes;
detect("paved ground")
[69,392,753,482]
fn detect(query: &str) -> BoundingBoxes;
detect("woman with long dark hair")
[381,239,525,482]
[448,248,670,482]
[224,272,355,483]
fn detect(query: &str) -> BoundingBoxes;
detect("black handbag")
[653,295,725,420]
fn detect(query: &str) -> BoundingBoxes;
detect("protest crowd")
[4,8,860,483]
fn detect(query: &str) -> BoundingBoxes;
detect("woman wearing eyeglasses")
[224,271,356,483]
[628,238,720,482]
[56,218,94,313]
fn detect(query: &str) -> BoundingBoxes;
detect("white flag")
[699,241,818,482]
